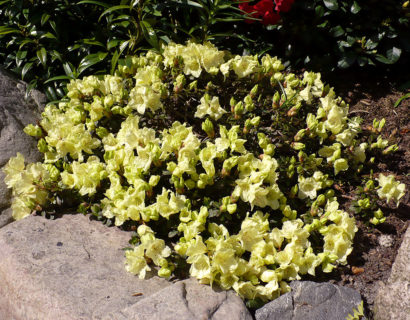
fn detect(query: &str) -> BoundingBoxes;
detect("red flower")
[254,0,274,13]
[261,10,280,25]
[274,0,294,13]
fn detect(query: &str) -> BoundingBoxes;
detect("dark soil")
[311,69,410,319]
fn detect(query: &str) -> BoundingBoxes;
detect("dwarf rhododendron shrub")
[4,42,405,303]
[238,0,294,25]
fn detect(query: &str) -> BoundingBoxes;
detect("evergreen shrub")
[4,42,405,303]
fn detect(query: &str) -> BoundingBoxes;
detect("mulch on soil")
[310,69,410,318]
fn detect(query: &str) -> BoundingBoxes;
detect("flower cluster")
[238,0,294,25]
[4,41,405,302]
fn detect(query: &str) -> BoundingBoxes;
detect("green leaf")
[110,50,120,75]
[394,93,410,108]
[77,52,108,75]
[41,13,50,26]
[337,53,356,68]
[0,26,20,35]
[375,47,402,64]
[315,5,325,17]
[45,86,58,101]
[99,5,131,21]
[323,0,338,10]
[386,47,401,63]
[40,32,57,40]
[107,39,122,50]
[18,39,35,49]
[21,62,33,80]
[36,47,47,66]
[44,75,73,84]
[330,26,345,37]
[63,62,76,78]
[77,0,111,7]
[351,1,361,14]
[141,21,159,50]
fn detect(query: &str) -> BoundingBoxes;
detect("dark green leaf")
[63,62,76,78]
[0,26,20,35]
[107,39,122,50]
[110,50,120,75]
[357,56,367,67]
[323,0,338,10]
[351,1,361,14]
[21,62,33,80]
[44,75,73,84]
[41,13,50,26]
[36,47,47,66]
[315,5,324,17]
[77,52,108,75]
[45,86,58,101]
[375,47,401,64]
[337,54,356,68]
[99,5,131,21]
[330,25,344,37]
[77,0,111,7]
[141,21,159,50]
[40,32,57,40]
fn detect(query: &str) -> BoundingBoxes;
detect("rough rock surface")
[0,68,46,221]
[373,226,410,320]
[103,278,253,320]
[0,213,252,320]
[255,281,364,320]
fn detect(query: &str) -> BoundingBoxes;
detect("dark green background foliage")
[0,0,409,100]
[222,0,409,72]
[0,0,244,100]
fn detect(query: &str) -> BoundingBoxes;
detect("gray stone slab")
[0,214,171,320]
[0,207,13,228]
[374,226,410,320]
[255,281,364,320]
[104,278,253,320]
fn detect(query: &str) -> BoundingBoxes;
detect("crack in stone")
[180,282,198,319]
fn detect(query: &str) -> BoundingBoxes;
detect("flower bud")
[250,84,259,98]
[374,208,384,219]
[272,91,280,109]
[250,116,261,127]
[382,144,398,155]
[96,127,109,138]
[264,144,275,156]
[294,129,306,142]
[174,74,186,93]
[325,189,335,198]
[24,124,43,137]
[201,118,215,138]
[37,138,48,153]
[149,175,160,187]
[317,194,326,206]
[291,142,305,150]
[364,180,375,191]
[227,203,237,214]
[287,103,302,117]
[287,185,297,200]
[234,101,244,118]
[158,267,172,278]
[188,80,198,91]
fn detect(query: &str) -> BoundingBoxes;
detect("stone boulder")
[0,68,46,225]
[255,281,364,320]
[374,225,410,320]
[104,279,253,320]
[0,213,252,320]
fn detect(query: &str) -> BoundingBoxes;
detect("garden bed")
[304,69,410,318]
